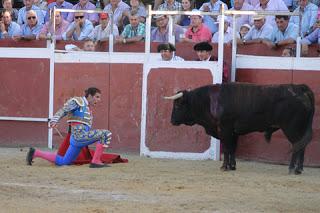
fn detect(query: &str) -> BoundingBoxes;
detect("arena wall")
[0,41,319,166]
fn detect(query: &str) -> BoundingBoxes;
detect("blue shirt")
[45,1,74,22]
[121,22,145,39]
[17,5,45,25]
[244,23,273,41]
[0,22,21,39]
[21,22,43,37]
[290,3,318,36]
[271,23,299,43]
[301,28,320,44]
[63,19,93,40]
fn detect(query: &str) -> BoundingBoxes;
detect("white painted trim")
[0,116,48,122]
[0,48,51,58]
[236,54,320,71]
[48,40,55,149]
[140,60,221,161]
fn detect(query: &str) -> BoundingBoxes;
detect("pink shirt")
[39,19,69,40]
[185,24,212,42]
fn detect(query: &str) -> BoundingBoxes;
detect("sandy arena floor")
[0,147,320,213]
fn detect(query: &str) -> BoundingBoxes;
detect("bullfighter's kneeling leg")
[26,148,57,165]
[55,145,82,166]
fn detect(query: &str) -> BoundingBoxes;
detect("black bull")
[165,83,315,174]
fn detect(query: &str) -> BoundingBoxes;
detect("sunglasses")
[27,16,36,20]
[75,16,84,19]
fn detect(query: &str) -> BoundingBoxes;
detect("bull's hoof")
[294,169,302,175]
[229,165,236,170]
[26,147,35,166]
[220,165,230,171]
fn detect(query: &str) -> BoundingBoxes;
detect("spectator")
[245,0,260,7]
[15,10,43,40]
[230,0,253,31]
[17,0,45,25]
[239,23,251,39]
[301,27,320,55]
[0,10,21,39]
[34,0,48,17]
[283,0,294,10]
[193,41,229,82]
[183,11,212,43]
[122,0,147,26]
[45,0,73,22]
[67,0,99,26]
[151,14,184,42]
[89,12,119,42]
[2,0,19,22]
[38,11,69,40]
[83,39,96,51]
[63,12,94,40]
[254,0,289,27]
[212,16,233,43]
[158,0,183,24]
[290,0,318,37]
[178,0,194,27]
[103,0,130,31]
[158,0,183,10]
[264,15,298,48]
[157,43,185,61]
[199,0,228,34]
[115,10,145,44]
[241,15,273,44]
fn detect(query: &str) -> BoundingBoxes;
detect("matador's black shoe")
[89,163,110,168]
[26,147,35,166]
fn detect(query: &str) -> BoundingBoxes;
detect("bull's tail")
[291,85,315,153]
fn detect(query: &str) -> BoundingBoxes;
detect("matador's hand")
[48,121,58,128]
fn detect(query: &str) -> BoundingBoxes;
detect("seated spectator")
[34,0,48,17]
[63,12,94,40]
[177,0,194,27]
[15,10,43,40]
[182,12,212,43]
[83,39,96,51]
[212,16,233,43]
[193,41,229,82]
[115,10,145,44]
[199,0,229,34]
[89,12,119,42]
[0,10,21,39]
[45,0,73,22]
[245,0,260,7]
[17,0,45,25]
[123,0,146,25]
[38,11,69,40]
[254,0,289,27]
[158,0,183,24]
[239,23,251,39]
[290,0,318,37]
[263,15,298,48]
[151,14,184,42]
[103,0,130,31]
[157,43,185,61]
[230,0,253,32]
[67,0,99,26]
[240,15,273,44]
[2,0,19,22]
[301,27,320,55]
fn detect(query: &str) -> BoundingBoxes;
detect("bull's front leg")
[221,151,230,171]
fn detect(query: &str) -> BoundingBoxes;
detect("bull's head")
[164,91,196,126]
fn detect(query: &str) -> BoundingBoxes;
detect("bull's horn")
[163,92,183,100]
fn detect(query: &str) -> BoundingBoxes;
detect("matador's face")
[88,93,101,106]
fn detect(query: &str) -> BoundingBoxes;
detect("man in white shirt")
[241,15,273,44]
[254,0,289,27]
[212,16,233,43]
[230,0,254,31]
[157,43,184,61]
[89,12,119,42]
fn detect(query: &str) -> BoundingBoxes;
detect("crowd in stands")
[0,0,319,56]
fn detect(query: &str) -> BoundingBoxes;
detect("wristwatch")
[242,39,246,45]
